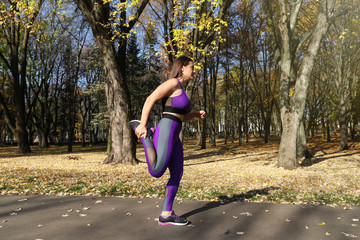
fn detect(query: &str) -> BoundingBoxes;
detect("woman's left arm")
[183,110,206,122]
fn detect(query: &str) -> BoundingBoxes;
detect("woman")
[129,56,206,226]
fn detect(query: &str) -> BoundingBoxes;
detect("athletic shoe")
[128,120,154,138]
[129,120,141,131]
[158,211,188,226]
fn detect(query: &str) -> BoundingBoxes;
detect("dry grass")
[1,137,360,206]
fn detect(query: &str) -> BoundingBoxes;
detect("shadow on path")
[181,186,280,219]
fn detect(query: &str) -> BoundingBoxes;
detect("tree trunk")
[297,120,312,159]
[196,120,201,146]
[326,118,331,142]
[224,71,228,145]
[209,65,217,147]
[14,90,31,153]
[339,105,349,150]
[277,111,299,169]
[264,116,271,144]
[81,130,86,147]
[201,61,207,149]
[37,128,49,148]
[107,126,111,155]
[102,49,135,164]
[238,118,243,146]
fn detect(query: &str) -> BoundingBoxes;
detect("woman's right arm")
[135,79,178,138]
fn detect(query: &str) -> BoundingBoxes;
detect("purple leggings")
[139,114,183,212]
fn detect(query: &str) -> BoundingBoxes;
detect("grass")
[0,137,360,206]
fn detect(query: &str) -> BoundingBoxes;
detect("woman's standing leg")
[158,137,188,226]
[130,118,188,225]
[162,139,183,212]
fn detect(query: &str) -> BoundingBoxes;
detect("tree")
[0,0,45,153]
[143,0,234,147]
[263,0,336,169]
[74,0,150,164]
[26,18,65,148]
[323,0,360,150]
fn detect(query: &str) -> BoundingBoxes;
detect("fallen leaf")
[325,232,331,236]
[286,219,291,222]
[352,219,359,222]
[200,220,205,223]
[95,200,103,204]
[62,214,70,217]
[236,232,245,235]
[341,232,358,238]
[240,212,252,216]
[80,214,87,217]
[318,222,325,225]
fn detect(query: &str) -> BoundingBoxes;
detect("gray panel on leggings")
[152,118,173,172]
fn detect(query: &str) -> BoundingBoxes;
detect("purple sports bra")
[162,78,192,115]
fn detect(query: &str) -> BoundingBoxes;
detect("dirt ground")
[1,136,360,205]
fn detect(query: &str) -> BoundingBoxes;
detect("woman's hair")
[170,56,193,79]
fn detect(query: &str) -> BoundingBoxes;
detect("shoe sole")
[158,221,188,226]
[129,120,155,138]
[129,120,141,130]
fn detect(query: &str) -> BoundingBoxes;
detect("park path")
[0,195,359,240]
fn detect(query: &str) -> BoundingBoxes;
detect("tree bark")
[278,111,298,169]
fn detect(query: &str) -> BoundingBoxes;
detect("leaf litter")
[0,138,359,206]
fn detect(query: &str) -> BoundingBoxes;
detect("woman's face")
[182,61,195,81]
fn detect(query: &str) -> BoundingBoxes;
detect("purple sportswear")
[138,78,191,212]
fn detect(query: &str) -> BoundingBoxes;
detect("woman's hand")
[135,124,147,138]
[183,110,206,122]
[198,110,206,119]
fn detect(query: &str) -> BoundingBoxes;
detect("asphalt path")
[0,195,359,240]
